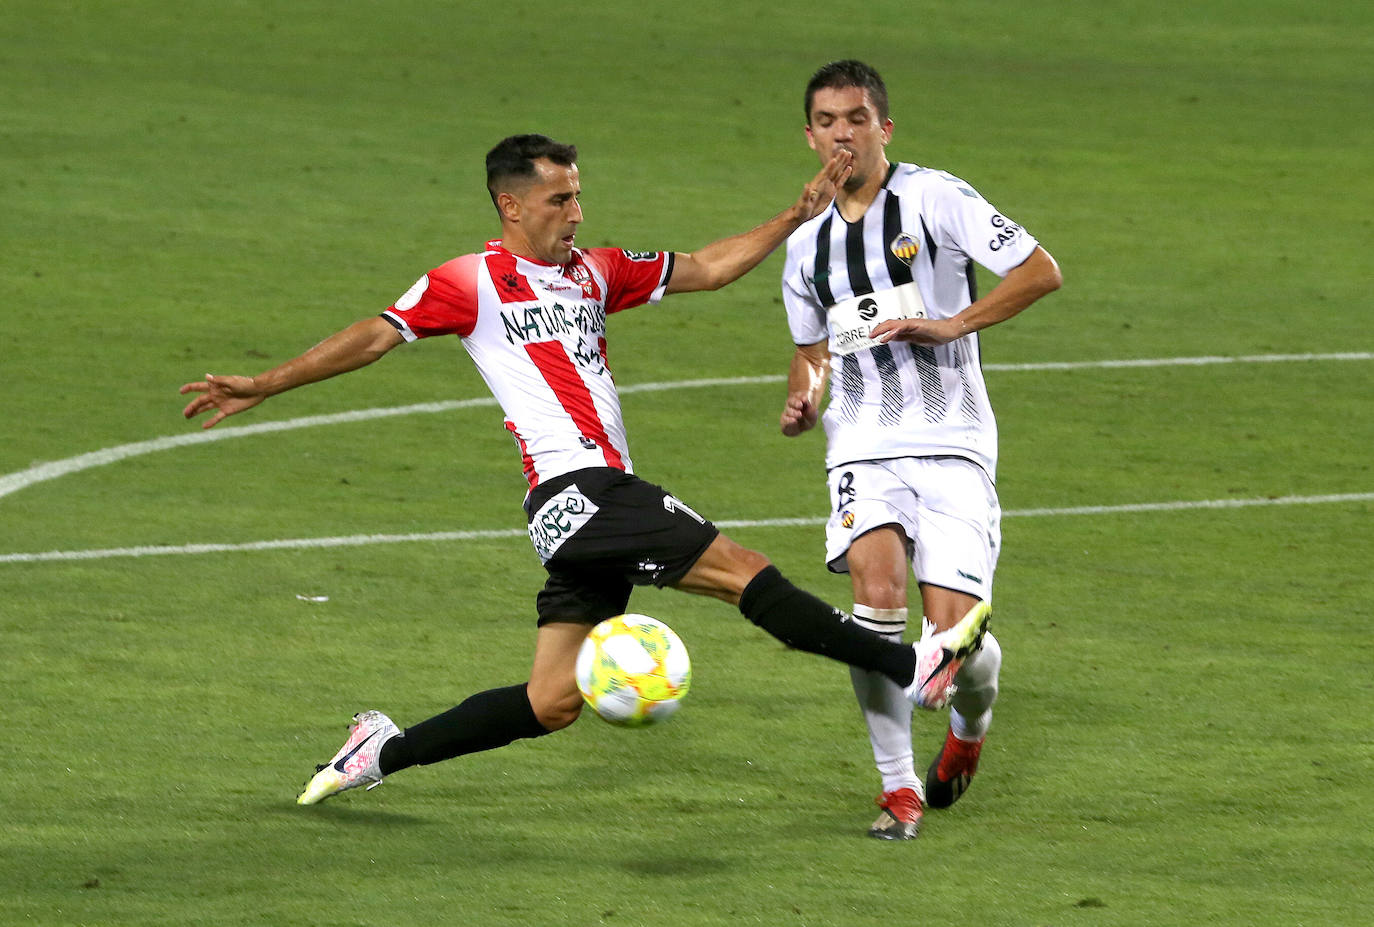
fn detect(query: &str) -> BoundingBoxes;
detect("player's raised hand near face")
[792,149,853,223]
[180,374,267,429]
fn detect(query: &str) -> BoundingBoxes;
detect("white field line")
[2,492,1369,565]
[1,352,1369,503]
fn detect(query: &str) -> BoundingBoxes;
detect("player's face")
[507,159,584,265]
[806,86,892,192]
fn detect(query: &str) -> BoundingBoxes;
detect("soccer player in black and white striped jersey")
[779,61,1062,839]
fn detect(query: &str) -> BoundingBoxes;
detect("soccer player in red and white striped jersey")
[181,134,971,810]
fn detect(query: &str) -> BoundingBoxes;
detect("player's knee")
[924,593,986,632]
[734,546,772,579]
[530,689,584,731]
[678,535,773,603]
[853,575,906,611]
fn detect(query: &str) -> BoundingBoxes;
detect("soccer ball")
[575,614,691,727]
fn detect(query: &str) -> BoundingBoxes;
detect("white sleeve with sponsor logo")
[930,173,1039,277]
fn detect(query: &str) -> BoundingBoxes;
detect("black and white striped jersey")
[781,162,1039,479]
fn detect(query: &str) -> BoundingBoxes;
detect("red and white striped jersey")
[382,241,674,489]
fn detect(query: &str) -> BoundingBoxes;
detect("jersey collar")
[486,239,581,270]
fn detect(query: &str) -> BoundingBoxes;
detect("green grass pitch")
[2,1,1371,924]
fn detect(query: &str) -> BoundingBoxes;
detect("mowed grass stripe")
[0,352,1369,501]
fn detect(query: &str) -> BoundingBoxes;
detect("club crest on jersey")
[889,233,920,264]
[565,261,597,298]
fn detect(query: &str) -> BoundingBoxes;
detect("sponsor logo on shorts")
[662,495,706,524]
[841,510,855,529]
[957,569,984,585]
[527,485,600,563]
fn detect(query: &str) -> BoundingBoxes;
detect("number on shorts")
[662,495,706,524]
[836,471,856,512]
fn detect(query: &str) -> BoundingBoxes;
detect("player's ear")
[805,124,818,151]
[496,190,522,222]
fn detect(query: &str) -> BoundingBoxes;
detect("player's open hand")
[180,374,267,429]
[793,149,853,222]
[870,316,964,347]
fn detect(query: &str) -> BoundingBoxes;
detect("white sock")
[850,605,919,795]
[950,630,1001,741]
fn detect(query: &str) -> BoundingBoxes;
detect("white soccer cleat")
[906,601,992,710]
[296,710,400,805]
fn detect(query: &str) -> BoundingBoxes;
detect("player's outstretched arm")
[665,150,853,295]
[180,316,404,429]
[871,246,1062,347]
[780,340,830,437]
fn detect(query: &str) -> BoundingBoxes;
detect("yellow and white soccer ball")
[576,614,691,727]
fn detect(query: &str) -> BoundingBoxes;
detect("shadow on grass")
[260,799,431,827]
[619,855,732,877]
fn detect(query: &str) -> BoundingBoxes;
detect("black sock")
[378,683,551,775]
[738,566,916,687]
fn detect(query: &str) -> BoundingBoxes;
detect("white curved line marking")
[2,492,1368,564]
[0,398,497,501]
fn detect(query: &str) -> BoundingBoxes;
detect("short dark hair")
[485,134,578,208]
[804,60,889,123]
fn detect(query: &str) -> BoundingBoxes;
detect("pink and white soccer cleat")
[296,710,400,805]
[906,601,991,710]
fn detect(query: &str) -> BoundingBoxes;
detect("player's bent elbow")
[1043,264,1063,294]
[1035,248,1063,294]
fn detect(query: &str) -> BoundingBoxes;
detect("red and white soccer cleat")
[868,787,923,840]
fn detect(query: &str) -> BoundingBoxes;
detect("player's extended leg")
[673,534,918,686]
[380,620,586,767]
[296,622,587,805]
[845,526,922,839]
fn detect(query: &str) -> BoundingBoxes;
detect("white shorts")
[824,457,1001,601]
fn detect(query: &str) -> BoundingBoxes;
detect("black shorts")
[523,467,719,626]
